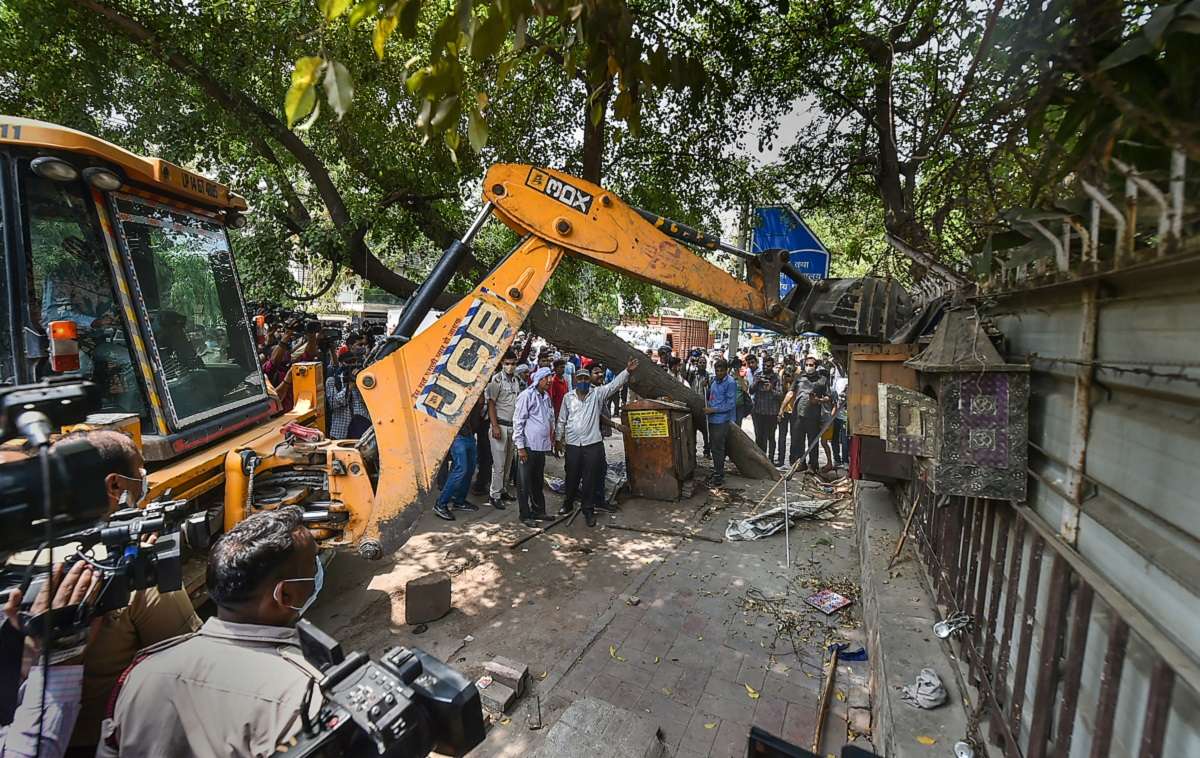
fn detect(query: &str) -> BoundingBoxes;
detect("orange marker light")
[48,319,81,373]
[49,320,78,341]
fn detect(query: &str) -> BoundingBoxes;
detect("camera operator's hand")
[7,562,102,666]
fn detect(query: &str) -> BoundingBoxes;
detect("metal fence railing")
[899,484,1199,757]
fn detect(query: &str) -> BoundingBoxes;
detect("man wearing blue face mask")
[555,357,639,527]
[97,506,323,758]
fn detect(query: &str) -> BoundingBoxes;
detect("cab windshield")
[20,167,148,418]
[108,192,264,426]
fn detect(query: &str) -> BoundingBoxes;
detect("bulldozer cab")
[0,118,271,461]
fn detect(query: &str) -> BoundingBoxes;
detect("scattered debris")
[625,595,641,606]
[916,735,937,745]
[725,501,839,541]
[485,656,531,697]
[805,589,852,615]
[899,668,948,710]
[463,634,475,643]
[608,645,626,661]
[743,683,760,699]
[477,675,494,688]
[411,623,428,635]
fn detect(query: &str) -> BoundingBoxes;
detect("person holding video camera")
[97,505,323,758]
[325,349,371,439]
[0,561,100,758]
[39,431,202,756]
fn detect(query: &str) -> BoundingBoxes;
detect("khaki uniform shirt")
[96,617,322,758]
[71,587,200,748]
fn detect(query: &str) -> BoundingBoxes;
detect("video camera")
[0,378,186,646]
[273,621,485,758]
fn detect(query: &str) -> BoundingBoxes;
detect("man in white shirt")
[555,358,638,527]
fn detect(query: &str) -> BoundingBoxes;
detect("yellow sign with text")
[628,410,670,438]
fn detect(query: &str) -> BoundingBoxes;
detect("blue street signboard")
[742,206,831,334]
[751,205,831,298]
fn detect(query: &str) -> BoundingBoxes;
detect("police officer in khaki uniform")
[97,506,323,758]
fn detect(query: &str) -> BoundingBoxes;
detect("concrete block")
[404,571,451,624]
[484,655,530,697]
[478,680,516,714]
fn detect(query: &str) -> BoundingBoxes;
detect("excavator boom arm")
[311,164,909,558]
[482,165,796,333]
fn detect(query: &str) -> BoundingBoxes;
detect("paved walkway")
[535,471,872,758]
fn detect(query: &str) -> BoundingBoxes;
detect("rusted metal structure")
[619,398,696,500]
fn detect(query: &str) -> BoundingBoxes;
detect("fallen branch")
[507,510,576,549]
[605,523,723,544]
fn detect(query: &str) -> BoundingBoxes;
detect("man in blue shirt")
[705,358,737,486]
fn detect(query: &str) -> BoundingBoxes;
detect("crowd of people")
[660,342,850,483]
[432,333,634,529]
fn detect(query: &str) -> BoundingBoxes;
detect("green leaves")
[470,8,506,61]
[324,61,354,119]
[285,56,324,128]
[284,55,355,126]
[374,12,398,59]
[468,93,488,152]
[317,0,353,22]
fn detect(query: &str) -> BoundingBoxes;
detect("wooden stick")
[888,495,920,569]
[751,401,842,514]
[605,523,723,544]
[507,510,575,549]
[812,645,840,753]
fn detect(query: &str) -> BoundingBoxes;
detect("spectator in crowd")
[704,358,737,486]
[513,368,557,527]
[97,507,322,757]
[548,359,570,419]
[732,357,753,426]
[484,351,523,510]
[589,363,614,506]
[433,399,483,521]
[781,356,830,473]
[750,355,782,461]
[776,365,797,466]
[656,344,672,367]
[830,364,849,468]
[555,359,637,526]
[262,334,293,411]
[667,356,687,384]
[325,350,371,439]
[291,321,321,363]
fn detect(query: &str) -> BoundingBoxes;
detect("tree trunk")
[524,303,778,480]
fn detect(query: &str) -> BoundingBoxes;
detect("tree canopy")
[0,0,1195,318]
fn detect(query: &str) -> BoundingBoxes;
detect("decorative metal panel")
[881,384,939,458]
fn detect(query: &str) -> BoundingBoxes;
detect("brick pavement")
[546,480,872,757]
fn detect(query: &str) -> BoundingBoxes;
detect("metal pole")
[390,201,494,342]
[783,472,791,568]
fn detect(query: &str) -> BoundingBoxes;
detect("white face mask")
[117,468,149,506]
[274,556,325,618]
